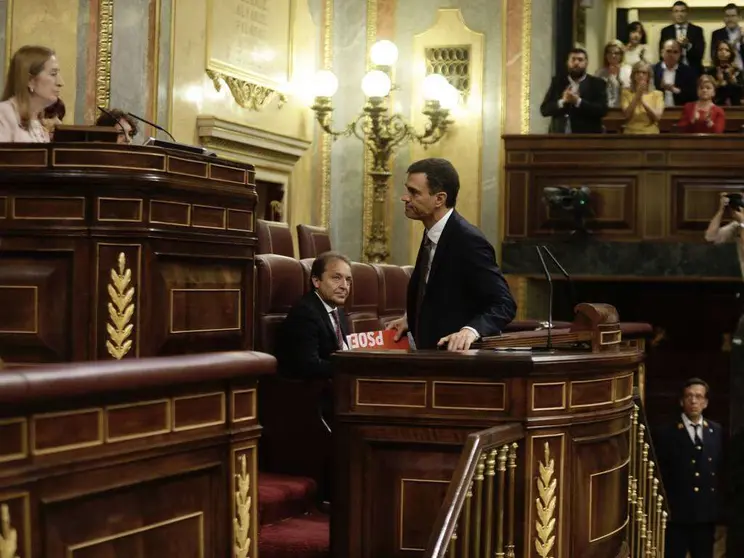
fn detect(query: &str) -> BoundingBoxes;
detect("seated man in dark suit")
[659,1,705,75]
[655,378,723,558]
[387,158,516,351]
[654,39,698,106]
[540,47,609,134]
[275,251,352,378]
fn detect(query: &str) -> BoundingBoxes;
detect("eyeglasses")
[684,393,706,401]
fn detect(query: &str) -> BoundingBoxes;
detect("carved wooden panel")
[0,254,72,362]
[532,176,637,236]
[153,257,250,355]
[673,178,744,234]
[365,436,461,558]
[40,458,220,557]
[506,171,528,237]
[571,422,630,558]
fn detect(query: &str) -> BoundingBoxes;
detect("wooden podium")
[0,143,257,364]
[331,308,643,558]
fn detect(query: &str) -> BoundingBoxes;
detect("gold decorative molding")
[95,0,114,109]
[520,0,532,134]
[234,454,251,558]
[106,252,135,360]
[534,441,557,558]
[0,504,18,558]
[425,46,471,96]
[320,0,333,228]
[206,70,286,112]
[361,0,379,262]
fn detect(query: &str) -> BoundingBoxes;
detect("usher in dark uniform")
[656,417,723,558]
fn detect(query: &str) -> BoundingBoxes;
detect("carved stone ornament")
[207,70,286,112]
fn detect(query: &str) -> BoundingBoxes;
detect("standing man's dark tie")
[694,424,703,448]
[415,235,433,346]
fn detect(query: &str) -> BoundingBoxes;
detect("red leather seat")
[372,264,409,326]
[345,262,382,333]
[255,254,304,353]
[257,220,294,257]
[297,224,332,259]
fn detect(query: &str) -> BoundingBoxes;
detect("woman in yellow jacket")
[621,61,664,134]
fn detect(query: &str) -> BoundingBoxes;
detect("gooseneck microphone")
[127,111,176,142]
[96,106,127,136]
[535,245,553,351]
[541,245,577,313]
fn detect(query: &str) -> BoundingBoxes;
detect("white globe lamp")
[370,40,399,67]
[313,70,339,98]
[361,70,392,99]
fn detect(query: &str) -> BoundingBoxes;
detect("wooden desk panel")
[0,144,257,363]
[331,349,642,558]
[504,134,744,242]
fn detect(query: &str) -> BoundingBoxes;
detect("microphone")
[541,246,578,313]
[97,106,127,136]
[535,245,553,351]
[126,111,176,142]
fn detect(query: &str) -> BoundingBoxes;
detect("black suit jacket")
[711,27,744,61]
[659,23,705,73]
[407,211,516,350]
[540,74,608,134]
[275,291,349,378]
[655,417,723,524]
[653,62,698,106]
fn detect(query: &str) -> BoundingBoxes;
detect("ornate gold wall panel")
[320,0,333,228]
[408,9,485,263]
[96,0,114,109]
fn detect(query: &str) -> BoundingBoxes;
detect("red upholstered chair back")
[256,219,294,257]
[297,224,332,259]
[299,258,315,293]
[345,262,382,333]
[254,254,304,353]
[372,263,410,326]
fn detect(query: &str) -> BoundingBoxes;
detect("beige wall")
[1,0,546,264]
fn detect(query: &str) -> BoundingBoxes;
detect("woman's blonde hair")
[698,74,717,89]
[603,40,626,66]
[630,61,655,92]
[2,45,55,129]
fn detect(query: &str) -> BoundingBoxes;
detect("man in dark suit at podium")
[658,1,705,75]
[539,48,608,134]
[656,378,723,558]
[387,158,516,351]
[276,251,351,378]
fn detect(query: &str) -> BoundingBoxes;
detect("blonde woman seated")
[621,62,664,134]
[0,45,64,143]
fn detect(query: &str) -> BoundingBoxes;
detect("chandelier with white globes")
[310,40,458,264]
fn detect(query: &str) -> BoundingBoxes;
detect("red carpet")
[258,472,329,558]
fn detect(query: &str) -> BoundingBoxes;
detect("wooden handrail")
[424,422,525,558]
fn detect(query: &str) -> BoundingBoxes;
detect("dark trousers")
[665,523,715,558]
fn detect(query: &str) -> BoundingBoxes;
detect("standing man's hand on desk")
[386,316,409,341]
[438,328,478,351]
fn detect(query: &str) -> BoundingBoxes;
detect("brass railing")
[424,423,525,558]
[628,399,669,558]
